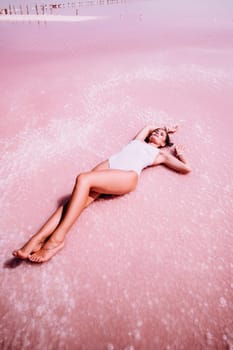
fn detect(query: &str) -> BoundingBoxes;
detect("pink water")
[1,1,233,349]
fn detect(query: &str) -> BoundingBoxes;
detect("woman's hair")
[145,128,173,148]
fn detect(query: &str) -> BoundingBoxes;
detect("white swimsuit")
[108,140,160,175]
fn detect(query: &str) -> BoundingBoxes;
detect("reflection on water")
[0,0,147,24]
[0,0,143,16]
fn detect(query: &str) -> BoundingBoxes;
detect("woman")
[13,124,191,263]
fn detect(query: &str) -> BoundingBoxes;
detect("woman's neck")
[148,142,159,148]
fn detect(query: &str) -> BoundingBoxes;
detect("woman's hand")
[166,125,179,134]
[175,144,185,157]
[160,145,191,174]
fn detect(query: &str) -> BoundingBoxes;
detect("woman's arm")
[158,145,191,174]
[133,125,159,141]
[133,124,178,141]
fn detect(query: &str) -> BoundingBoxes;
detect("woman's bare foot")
[28,239,65,263]
[12,236,46,259]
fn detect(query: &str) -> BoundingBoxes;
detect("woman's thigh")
[87,160,110,202]
[91,159,109,172]
[84,169,138,195]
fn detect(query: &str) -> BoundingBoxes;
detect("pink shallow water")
[1,1,233,349]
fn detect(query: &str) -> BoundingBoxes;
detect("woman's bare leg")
[12,205,65,259]
[29,169,138,263]
[13,193,100,259]
[13,160,109,259]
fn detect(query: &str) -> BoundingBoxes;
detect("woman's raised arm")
[133,124,179,141]
[133,125,158,141]
[159,145,191,174]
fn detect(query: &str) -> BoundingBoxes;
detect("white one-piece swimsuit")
[108,139,160,176]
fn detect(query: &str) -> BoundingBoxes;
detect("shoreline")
[0,14,105,22]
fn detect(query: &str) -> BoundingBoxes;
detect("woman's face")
[149,128,167,147]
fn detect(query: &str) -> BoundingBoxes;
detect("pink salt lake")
[0,1,233,349]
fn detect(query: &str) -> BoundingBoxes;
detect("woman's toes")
[29,253,42,263]
[28,241,64,263]
[12,249,28,259]
[28,254,36,262]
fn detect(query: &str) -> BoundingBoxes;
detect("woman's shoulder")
[151,149,167,166]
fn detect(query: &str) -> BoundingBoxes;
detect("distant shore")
[0,14,105,22]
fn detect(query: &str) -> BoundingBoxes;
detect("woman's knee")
[130,172,138,191]
[76,172,90,186]
[131,181,137,192]
[130,182,137,193]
